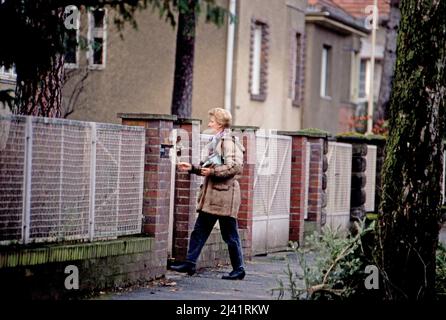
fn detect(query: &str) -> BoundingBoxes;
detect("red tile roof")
[307,0,369,33]
[330,0,390,17]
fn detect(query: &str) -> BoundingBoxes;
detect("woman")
[170,108,246,280]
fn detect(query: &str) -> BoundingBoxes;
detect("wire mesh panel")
[268,136,291,216]
[94,126,120,239]
[94,124,145,239]
[266,135,291,252]
[326,143,336,215]
[29,118,91,242]
[253,133,291,254]
[0,115,145,245]
[325,142,352,230]
[0,116,26,244]
[116,127,144,236]
[364,145,377,212]
[334,143,352,214]
[253,135,269,218]
[60,123,91,239]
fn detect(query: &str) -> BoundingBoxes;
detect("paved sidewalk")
[96,251,302,300]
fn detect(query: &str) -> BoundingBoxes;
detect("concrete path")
[94,226,446,301]
[96,251,302,300]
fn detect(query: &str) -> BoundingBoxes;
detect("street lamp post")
[367,0,378,134]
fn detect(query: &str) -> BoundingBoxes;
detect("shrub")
[274,221,377,300]
[275,221,446,300]
[436,244,446,299]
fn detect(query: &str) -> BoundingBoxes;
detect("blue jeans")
[186,212,245,271]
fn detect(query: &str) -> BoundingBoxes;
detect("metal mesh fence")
[266,136,291,217]
[364,145,377,212]
[29,118,91,242]
[252,133,291,254]
[253,134,291,217]
[116,128,145,235]
[325,142,352,229]
[0,116,26,244]
[253,135,269,218]
[0,115,144,245]
[94,126,120,239]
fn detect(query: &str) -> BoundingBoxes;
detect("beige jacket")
[191,133,245,218]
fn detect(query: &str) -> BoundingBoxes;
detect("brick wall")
[119,113,177,274]
[0,237,157,300]
[336,136,369,231]
[279,131,330,245]
[233,127,257,260]
[171,124,255,269]
[196,128,256,267]
[289,135,307,245]
[307,138,323,225]
[196,229,248,269]
[172,119,201,262]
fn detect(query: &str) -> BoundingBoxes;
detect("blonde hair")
[208,108,232,128]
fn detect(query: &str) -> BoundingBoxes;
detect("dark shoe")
[169,262,196,276]
[222,269,245,280]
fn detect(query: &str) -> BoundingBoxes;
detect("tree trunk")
[11,5,65,118]
[377,0,446,300]
[15,54,65,117]
[375,0,400,122]
[170,0,198,118]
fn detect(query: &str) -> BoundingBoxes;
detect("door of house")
[252,133,292,255]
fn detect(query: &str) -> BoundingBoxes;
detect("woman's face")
[208,116,224,133]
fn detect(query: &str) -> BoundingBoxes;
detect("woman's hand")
[177,162,192,172]
[201,168,214,177]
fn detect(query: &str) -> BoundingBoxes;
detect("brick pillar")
[118,113,177,275]
[278,130,329,245]
[289,135,307,245]
[172,118,202,262]
[305,137,325,236]
[337,136,368,226]
[368,137,386,214]
[232,126,258,260]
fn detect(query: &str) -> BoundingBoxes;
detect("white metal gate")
[364,145,377,212]
[252,133,291,255]
[325,142,352,231]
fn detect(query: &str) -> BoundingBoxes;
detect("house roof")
[330,0,390,18]
[306,0,370,36]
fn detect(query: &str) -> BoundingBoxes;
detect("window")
[249,19,269,101]
[320,45,331,98]
[251,25,262,95]
[1,0,16,81]
[358,59,368,99]
[88,8,107,69]
[64,8,80,68]
[0,65,16,82]
[292,33,303,106]
[350,51,361,102]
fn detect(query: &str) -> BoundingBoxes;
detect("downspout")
[224,0,237,114]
